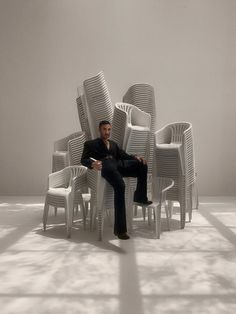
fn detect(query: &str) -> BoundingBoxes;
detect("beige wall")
[0,0,235,196]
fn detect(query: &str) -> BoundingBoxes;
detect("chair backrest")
[170,122,190,144]
[49,167,71,188]
[83,71,113,139]
[68,133,87,166]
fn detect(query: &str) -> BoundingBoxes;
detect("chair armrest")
[160,179,174,203]
[48,168,68,189]
[71,172,88,192]
[154,126,171,145]
[131,106,151,128]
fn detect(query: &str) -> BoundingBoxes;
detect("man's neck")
[101,137,109,143]
[101,138,110,149]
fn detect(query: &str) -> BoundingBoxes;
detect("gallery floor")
[0,196,236,314]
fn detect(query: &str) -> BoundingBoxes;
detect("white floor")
[0,196,236,314]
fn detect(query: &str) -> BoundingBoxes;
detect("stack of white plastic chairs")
[46,69,198,238]
[43,165,87,238]
[112,102,151,158]
[123,84,156,175]
[111,102,151,229]
[82,71,113,139]
[79,71,115,240]
[154,122,196,228]
[52,132,82,172]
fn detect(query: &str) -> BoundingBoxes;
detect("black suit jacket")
[81,138,135,169]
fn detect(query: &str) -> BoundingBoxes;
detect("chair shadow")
[35,209,184,249]
[35,218,127,254]
[130,217,182,239]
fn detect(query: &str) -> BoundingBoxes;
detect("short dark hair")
[99,120,111,128]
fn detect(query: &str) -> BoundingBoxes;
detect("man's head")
[99,120,111,141]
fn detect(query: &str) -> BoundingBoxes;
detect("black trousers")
[101,159,148,234]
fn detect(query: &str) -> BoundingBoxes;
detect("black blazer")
[81,138,135,169]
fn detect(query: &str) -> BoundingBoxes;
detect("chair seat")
[82,193,91,202]
[47,187,71,197]
[129,124,150,131]
[156,143,182,150]
[53,151,68,156]
[147,201,160,208]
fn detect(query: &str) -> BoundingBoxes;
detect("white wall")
[0,0,235,196]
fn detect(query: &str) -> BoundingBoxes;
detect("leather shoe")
[134,199,153,206]
[115,232,130,240]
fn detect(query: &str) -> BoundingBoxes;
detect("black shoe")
[115,232,130,240]
[134,199,153,206]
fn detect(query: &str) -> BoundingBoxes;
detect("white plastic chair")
[154,122,197,228]
[43,165,87,238]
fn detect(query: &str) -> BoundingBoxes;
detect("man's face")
[99,123,111,140]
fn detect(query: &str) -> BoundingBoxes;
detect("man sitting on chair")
[81,120,152,240]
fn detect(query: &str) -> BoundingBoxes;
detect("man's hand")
[134,155,147,165]
[92,160,102,171]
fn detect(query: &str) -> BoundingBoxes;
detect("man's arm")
[116,143,147,164]
[81,141,93,169]
[116,144,136,161]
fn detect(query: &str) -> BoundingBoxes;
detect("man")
[81,120,152,240]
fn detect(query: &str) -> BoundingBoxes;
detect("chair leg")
[80,196,87,230]
[126,193,133,233]
[180,203,186,229]
[167,201,173,218]
[188,186,193,222]
[125,181,134,233]
[142,206,146,221]
[97,205,103,241]
[90,204,97,231]
[65,197,73,238]
[147,206,152,226]
[43,202,50,231]
[155,204,161,239]
[164,202,170,231]
[76,204,79,215]
[85,201,89,218]
[194,182,199,209]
